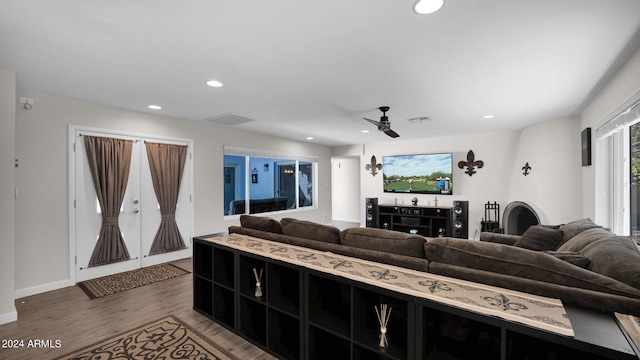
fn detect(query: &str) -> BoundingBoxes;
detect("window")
[595,93,640,243]
[223,146,317,216]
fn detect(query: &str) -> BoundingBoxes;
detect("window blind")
[223,145,318,163]
[595,88,640,139]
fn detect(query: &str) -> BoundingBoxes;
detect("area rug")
[57,315,236,360]
[78,263,190,299]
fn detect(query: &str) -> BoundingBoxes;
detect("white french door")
[72,128,193,282]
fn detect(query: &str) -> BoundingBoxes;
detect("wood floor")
[0,258,276,360]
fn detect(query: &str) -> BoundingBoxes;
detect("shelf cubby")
[239,254,266,300]
[193,241,213,280]
[267,262,300,315]
[353,286,410,360]
[213,247,234,288]
[268,308,301,360]
[308,325,350,360]
[421,307,501,360]
[308,273,351,337]
[238,296,267,346]
[353,344,397,360]
[506,331,611,360]
[213,283,235,328]
[193,276,213,317]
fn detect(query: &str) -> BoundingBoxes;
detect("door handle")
[133,209,139,214]
[133,199,139,204]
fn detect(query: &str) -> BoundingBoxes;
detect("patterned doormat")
[56,315,236,360]
[77,263,190,299]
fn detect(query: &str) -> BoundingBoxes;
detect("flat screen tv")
[382,153,453,195]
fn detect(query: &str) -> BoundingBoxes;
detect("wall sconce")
[263,163,269,172]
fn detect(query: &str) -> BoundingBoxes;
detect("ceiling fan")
[363,106,400,138]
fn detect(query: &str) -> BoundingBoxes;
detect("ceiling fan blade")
[384,128,400,138]
[363,117,381,126]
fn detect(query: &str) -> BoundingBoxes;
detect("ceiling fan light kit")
[413,0,444,15]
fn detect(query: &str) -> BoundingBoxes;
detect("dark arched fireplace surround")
[503,201,540,235]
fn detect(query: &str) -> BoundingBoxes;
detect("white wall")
[333,118,584,236]
[13,91,333,295]
[507,116,582,224]
[0,69,17,324]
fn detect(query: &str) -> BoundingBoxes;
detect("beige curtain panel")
[145,142,188,255]
[84,135,133,267]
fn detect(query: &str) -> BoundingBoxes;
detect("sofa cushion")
[582,236,640,291]
[513,225,563,251]
[280,218,341,244]
[240,214,282,234]
[479,232,520,245]
[340,228,427,258]
[556,227,614,253]
[424,237,640,298]
[557,218,602,247]
[429,262,640,314]
[542,251,591,268]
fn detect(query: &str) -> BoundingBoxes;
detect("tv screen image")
[382,153,453,195]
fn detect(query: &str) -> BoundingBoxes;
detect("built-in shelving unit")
[193,235,638,360]
[306,272,414,360]
[377,205,452,237]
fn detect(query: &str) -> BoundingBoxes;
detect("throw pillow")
[581,236,640,291]
[557,218,601,247]
[542,251,591,268]
[513,225,564,251]
[556,227,614,253]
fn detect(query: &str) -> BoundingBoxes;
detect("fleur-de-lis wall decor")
[522,162,531,176]
[365,155,383,176]
[457,150,484,177]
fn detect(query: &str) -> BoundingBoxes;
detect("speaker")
[365,198,378,228]
[452,200,469,239]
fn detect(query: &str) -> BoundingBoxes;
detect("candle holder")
[375,304,392,348]
[252,267,263,298]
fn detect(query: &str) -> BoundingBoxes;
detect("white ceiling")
[2,0,640,146]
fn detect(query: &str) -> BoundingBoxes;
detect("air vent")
[203,113,256,126]
[408,116,432,123]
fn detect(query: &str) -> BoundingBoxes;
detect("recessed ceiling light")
[482,115,495,119]
[148,105,162,110]
[306,136,314,140]
[206,80,223,87]
[413,0,444,14]
[361,130,370,133]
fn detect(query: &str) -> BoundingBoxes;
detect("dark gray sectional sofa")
[228,215,640,315]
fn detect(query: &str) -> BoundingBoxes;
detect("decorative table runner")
[204,233,574,337]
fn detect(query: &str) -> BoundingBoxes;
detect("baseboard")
[0,309,17,325]
[15,279,73,299]
[331,217,361,224]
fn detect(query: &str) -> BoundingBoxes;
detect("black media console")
[377,205,453,237]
